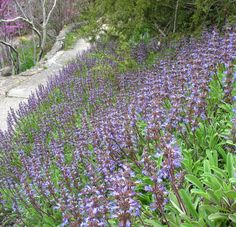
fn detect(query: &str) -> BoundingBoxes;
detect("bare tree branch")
[0,17,43,57]
[0,16,29,23]
[41,0,46,26]
[0,40,18,56]
[0,17,41,40]
[154,23,166,37]
[0,40,20,74]
[1,0,59,62]
[46,0,58,25]
[13,0,29,20]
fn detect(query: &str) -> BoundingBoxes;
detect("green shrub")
[64,29,81,50]
[18,40,35,72]
[80,0,236,42]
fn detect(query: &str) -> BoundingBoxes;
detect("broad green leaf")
[232,201,236,210]
[166,214,181,226]
[226,153,234,178]
[179,189,198,218]
[211,166,227,178]
[182,219,206,227]
[212,150,218,166]
[179,213,192,222]
[192,160,202,173]
[181,223,200,227]
[225,190,236,200]
[225,140,236,146]
[144,220,163,227]
[193,197,201,210]
[229,177,236,184]
[208,134,219,150]
[185,174,204,191]
[169,192,185,215]
[216,146,227,160]
[206,189,220,203]
[222,181,231,191]
[168,221,181,227]
[229,214,236,223]
[204,160,211,173]
[218,102,232,112]
[198,218,207,227]
[203,174,222,190]
[191,189,209,200]
[214,189,223,201]
[208,212,228,221]
[199,204,218,214]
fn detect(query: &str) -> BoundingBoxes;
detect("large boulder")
[43,23,82,61]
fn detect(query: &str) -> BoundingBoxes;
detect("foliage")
[17,39,36,72]
[80,0,236,41]
[0,0,80,74]
[14,37,52,73]
[0,0,23,37]
[192,0,236,29]
[64,28,81,50]
[0,26,235,226]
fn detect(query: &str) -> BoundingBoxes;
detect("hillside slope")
[0,27,235,226]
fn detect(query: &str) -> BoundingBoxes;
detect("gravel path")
[0,38,90,131]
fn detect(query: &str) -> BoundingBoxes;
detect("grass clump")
[64,28,81,50]
[18,39,35,72]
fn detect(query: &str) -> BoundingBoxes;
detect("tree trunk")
[38,24,47,61]
[0,40,20,74]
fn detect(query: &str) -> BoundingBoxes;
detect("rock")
[18,67,44,77]
[0,66,12,77]
[43,23,83,61]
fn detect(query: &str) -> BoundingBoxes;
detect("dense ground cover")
[0,26,235,226]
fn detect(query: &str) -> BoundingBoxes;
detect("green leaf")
[229,214,236,223]
[169,192,185,215]
[214,189,223,201]
[186,174,204,191]
[218,102,232,112]
[232,201,236,210]
[225,190,236,200]
[191,189,209,200]
[206,189,220,203]
[216,145,227,160]
[181,224,195,227]
[225,140,236,146]
[203,174,222,190]
[229,177,236,184]
[204,160,211,173]
[199,205,218,214]
[168,221,181,227]
[181,222,203,227]
[179,189,198,218]
[193,197,201,210]
[208,134,219,150]
[208,212,228,221]
[211,166,227,178]
[226,153,234,178]
[144,219,163,227]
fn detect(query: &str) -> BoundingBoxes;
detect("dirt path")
[0,38,90,131]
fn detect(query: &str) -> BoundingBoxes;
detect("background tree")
[0,0,23,73]
[80,0,236,41]
[0,0,80,74]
